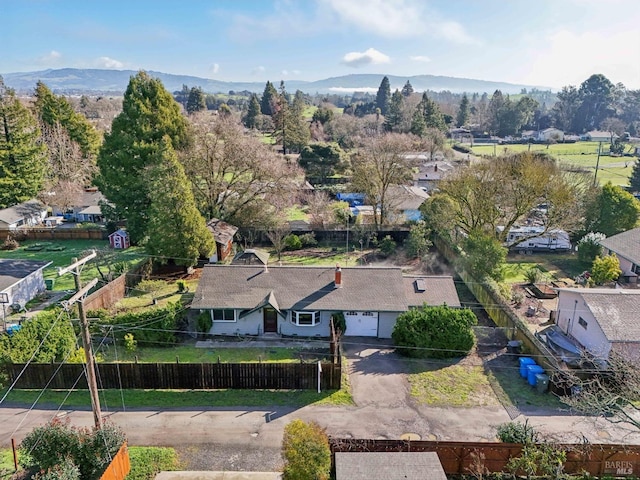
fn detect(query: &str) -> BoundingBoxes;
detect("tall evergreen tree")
[186,86,206,114]
[630,159,640,194]
[384,90,404,132]
[34,81,101,158]
[260,81,278,116]
[145,139,215,266]
[376,76,391,116]
[243,94,261,129]
[0,77,48,208]
[401,80,414,97]
[410,107,427,137]
[419,93,446,131]
[456,93,470,127]
[573,74,615,133]
[95,71,190,243]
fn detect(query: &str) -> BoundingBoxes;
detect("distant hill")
[1,68,550,96]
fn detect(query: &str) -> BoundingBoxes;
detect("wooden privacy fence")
[99,442,130,480]
[5,361,342,390]
[330,439,640,477]
[0,228,107,240]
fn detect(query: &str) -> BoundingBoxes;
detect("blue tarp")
[336,193,365,207]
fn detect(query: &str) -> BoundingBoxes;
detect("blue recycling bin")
[527,365,545,386]
[519,357,536,378]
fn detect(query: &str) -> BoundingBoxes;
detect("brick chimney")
[334,264,342,288]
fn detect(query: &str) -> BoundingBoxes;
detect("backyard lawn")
[0,240,146,291]
[502,252,588,284]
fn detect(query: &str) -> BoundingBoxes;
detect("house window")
[362,311,374,316]
[293,311,320,326]
[578,316,588,329]
[211,309,236,322]
[345,311,357,316]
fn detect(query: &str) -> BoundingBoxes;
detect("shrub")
[392,305,477,358]
[32,458,80,480]
[197,311,213,336]
[331,312,346,335]
[284,234,303,251]
[298,232,318,247]
[453,143,472,154]
[1,235,19,250]
[460,231,507,281]
[136,279,167,300]
[524,267,543,285]
[127,447,180,480]
[282,420,331,480]
[124,333,137,352]
[176,279,187,293]
[378,235,396,256]
[577,232,605,263]
[497,420,539,444]
[404,221,432,258]
[20,419,125,480]
[590,254,621,285]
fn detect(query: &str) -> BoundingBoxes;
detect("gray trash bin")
[535,373,549,393]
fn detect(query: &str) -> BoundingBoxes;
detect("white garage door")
[344,311,378,337]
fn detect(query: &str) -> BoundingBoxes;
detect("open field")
[470,142,637,186]
[502,252,587,284]
[0,240,146,291]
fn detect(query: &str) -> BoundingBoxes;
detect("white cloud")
[211,63,220,74]
[320,0,477,44]
[410,55,431,63]
[342,48,390,68]
[37,50,62,65]
[251,65,266,75]
[95,56,124,69]
[282,70,289,76]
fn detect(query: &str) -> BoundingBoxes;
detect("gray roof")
[0,200,45,226]
[600,228,640,266]
[387,185,430,211]
[578,289,640,342]
[231,249,270,266]
[193,265,460,313]
[335,452,446,480]
[403,276,461,308]
[0,259,52,293]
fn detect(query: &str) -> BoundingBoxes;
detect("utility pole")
[58,251,102,429]
[594,141,602,186]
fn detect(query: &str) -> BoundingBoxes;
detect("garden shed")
[108,229,130,249]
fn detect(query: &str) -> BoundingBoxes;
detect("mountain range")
[1,68,550,96]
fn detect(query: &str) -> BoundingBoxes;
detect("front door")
[263,307,278,333]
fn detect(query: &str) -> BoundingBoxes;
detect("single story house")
[49,187,106,223]
[599,227,640,284]
[335,452,446,480]
[536,128,565,142]
[387,185,430,222]
[191,264,460,338]
[206,218,238,263]
[554,287,640,360]
[231,249,270,266]
[413,161,454,193]
[0,259,52,311]
[0,200,47,230]
[582,130,618,142]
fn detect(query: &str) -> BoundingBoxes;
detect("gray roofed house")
[0,200,47,230]
[231,249,270,266]
[335,452,447,480]
[599,227,640,282]
[554,287,640,360]
[0,259,52,311]
[192,264,460,338]
[403,276,461,308]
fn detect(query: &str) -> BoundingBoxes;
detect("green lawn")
[503,253,587,284]
[0,449,14,474]
[0,240,146,291]
[277,247,367,266]
[127,447,180,480]
[113,279,198,311]
[100,345,327,363]
[470,141,636,187]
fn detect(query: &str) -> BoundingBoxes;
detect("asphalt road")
[2,342,640,471]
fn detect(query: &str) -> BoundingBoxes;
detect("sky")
[3,0,640,90]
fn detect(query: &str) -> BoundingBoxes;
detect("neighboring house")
[191,264,460,338]
[554,287,640,360]
[231,249,270,266]
[413,162,454,193]
[43,216,64,228]
[335,452,447,480]
[108,229,130,249]
[582,130,618,142]
[0,200,47,230]
[536,128,564,142]
[0,259,52,311]
[206,218,238,263]
[49,187,106,223]
[599,227,640,284]
[521,130,536,140]
[387,185,430,222]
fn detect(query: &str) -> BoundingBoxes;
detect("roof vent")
[414,279,426,292]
